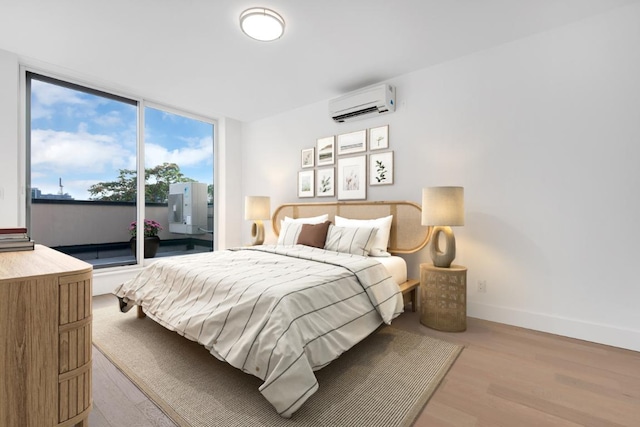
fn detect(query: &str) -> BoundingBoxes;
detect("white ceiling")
[0,0,636,122]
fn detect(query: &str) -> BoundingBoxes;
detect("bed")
[114,201,431,418]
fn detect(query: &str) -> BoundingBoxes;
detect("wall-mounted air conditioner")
[168,182,208,234]
[329,84,396,123]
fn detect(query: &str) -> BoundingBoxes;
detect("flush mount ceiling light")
[240,7,285,41]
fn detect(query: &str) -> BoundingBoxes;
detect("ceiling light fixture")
[240,7,285,42]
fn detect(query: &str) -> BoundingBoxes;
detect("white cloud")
[31,127,134,173]
[30,80,88,121]
[32,80,88,107]
[161,111,180,122]
[93,110,124,127]
[30,104,54,121]
[30,79,128,128]
[144,136,213,168]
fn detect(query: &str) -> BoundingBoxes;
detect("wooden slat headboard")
[272,201,432,254]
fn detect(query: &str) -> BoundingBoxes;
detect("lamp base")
[430,226,456,268]
[250,220,265,245]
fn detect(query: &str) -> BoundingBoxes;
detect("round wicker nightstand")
[420,263,467,332]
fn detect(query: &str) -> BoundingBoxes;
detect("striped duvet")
[114,245,403,417]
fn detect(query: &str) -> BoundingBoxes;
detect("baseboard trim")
[94,272,640,353]
[93,266,142,296]
[468,301,640,352]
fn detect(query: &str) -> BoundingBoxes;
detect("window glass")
[27,73,215,267]
[28,73,138,267]
[143,106,214,256]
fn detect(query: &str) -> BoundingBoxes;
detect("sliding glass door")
[26,72,215,267]
[143,106,214,257]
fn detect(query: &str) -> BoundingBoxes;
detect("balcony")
[31,199,213,268]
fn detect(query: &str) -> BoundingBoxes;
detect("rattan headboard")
[272,201,431,254]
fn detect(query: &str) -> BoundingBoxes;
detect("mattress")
[375,255,408,285]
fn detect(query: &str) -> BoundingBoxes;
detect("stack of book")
[0,228,35,252]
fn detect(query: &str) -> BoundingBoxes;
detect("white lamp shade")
[421,187,464,226]
[240,8,285,41]
[245,196,271,220]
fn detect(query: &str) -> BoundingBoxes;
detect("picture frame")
[316,136,335,166]
[337,130,367,155]
[369,151,394,185]
[301,148,314,168]
[316,167,335,197]
[337,155,366,200]
[298,170,315,198]
[369,125,389,150]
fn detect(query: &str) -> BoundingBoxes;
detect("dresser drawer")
[58,272,92,425]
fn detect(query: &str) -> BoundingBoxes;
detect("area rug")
[93,306,463,427]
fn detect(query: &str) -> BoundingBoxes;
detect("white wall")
[241,4,640,351]
[0,49,20,226]
[215,117,244,249]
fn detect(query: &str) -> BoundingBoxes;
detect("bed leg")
[118,296,133,312]
[137,305,146,319]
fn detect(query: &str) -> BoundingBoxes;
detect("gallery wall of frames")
[298,125,393,200]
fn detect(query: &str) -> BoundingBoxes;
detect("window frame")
[22,67,217,269]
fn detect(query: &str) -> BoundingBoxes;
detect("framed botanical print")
[316,167,335,197]
[316,136,335,166]
[298,170,315,198]
[301,148,314,168]
[337,130,366,155]
[370,151,394,185]
[369,125,389,150]
[337,155,366,200]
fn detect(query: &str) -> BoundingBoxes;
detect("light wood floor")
[90,295,640,426]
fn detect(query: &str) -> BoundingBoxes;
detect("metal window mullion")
[22,68,31,230]
[137,101,146,264]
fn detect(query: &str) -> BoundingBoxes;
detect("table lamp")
[245,196,271,245]
[421,187,464,268]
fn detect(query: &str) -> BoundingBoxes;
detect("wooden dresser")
[0,245,93,427]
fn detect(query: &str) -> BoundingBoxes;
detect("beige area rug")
[93,306,463,427]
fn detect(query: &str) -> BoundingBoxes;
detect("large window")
[27,72,215,267]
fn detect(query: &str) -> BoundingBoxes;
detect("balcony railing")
[31,199,213,268]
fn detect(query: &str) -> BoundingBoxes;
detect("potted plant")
[129,219,163,258]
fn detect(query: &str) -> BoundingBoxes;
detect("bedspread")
[113,245,403,417]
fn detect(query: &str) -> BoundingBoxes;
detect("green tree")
[88,162,195,202]
[207,184,214,203]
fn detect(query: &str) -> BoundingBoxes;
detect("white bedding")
[375,256,407,285]
[114,245,403,417]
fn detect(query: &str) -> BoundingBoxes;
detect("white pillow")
[334,215,393,256]
[324,225,378,257]
[283,214,329,224]
[277,222,304,246]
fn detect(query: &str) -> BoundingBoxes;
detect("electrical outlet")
[477,280,487,293]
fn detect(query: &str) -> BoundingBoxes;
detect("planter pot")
[130,236,160,259]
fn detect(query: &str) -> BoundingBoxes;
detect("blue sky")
[30,78,214,200]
